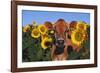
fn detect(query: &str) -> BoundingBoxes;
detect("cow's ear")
[53,24,56,33]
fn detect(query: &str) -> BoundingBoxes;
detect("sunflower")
[69,21,77,31]
[41,34,49,40]
[32,21,37,27]
[76,21,88,30]
[41,37,52,49]
[31,28,40,38]
[38,25,47,35]
[44,21,53,30]
[23,25,31,32]
[71,29,86,46]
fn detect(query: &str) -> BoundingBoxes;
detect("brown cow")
[51,19,69,60]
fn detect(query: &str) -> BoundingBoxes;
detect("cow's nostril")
[57,40,64,45]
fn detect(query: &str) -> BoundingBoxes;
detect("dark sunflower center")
[75,32,83,41]
[26,28,30,31]
[33,30,38,36]
[79,24,84,29]
[44,41,51,46]
[40,27,45,32]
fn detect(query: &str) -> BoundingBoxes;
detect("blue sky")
[22,10,90,26]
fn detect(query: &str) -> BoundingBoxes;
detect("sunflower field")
[22,21,90,62]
